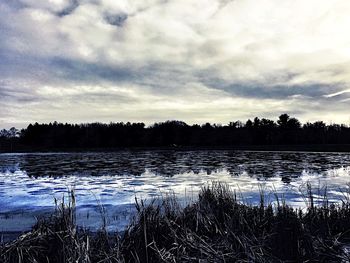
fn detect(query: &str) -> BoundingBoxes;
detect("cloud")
[1,0,350,128]
[324,89,350,98]
[104,13,128,27]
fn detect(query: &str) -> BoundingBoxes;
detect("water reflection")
[1,151,350,233]
[1,151,350,179]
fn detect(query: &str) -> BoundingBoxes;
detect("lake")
[1,150,350,237]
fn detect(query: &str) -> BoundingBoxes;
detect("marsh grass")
[2,182,350,262]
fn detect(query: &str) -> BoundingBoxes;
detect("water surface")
[1,150,350,235]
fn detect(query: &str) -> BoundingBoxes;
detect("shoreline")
[2,144,350,153]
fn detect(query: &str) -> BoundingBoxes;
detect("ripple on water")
[1,151,350,232]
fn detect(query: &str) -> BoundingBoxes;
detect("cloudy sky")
[1,0,350,128]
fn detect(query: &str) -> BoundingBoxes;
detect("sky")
[1,0,350,128]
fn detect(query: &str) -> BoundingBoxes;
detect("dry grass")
[2,182,350,262]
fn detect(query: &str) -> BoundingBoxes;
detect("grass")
[2,182,350,262]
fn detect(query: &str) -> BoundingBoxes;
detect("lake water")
[1,150,350,236]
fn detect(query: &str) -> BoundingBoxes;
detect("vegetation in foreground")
[2,183,350,262]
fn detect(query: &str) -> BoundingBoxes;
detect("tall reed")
[2,182,350,262]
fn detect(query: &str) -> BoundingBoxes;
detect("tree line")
[1,114,350,151]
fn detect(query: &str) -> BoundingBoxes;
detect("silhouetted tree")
[286,118,301,129]
[1,114,350,152]
[277,114,290,128]
[246,119,253,128]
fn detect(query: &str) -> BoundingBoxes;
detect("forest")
[1,114,350,151]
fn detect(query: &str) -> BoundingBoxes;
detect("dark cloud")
[104,13,128,27]
[0,50,56,84]
[197,69,344,100]
[0,42,345,104]
[223,83,339,99]
[0,83,38,103]
[56,0,79,17]
[1,1,28,10]
[47,58,196,93]
[68,90,138,104]
[49,58,139,83]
